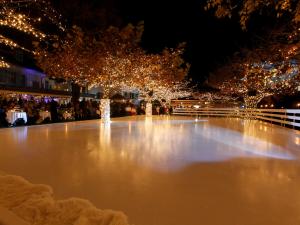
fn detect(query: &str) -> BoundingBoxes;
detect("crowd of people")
[111,101,172,117]
[0,96,100,128]
[0,95,173,128]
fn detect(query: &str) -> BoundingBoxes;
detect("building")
[0,63,100,102]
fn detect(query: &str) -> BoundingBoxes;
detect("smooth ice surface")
[1,116,300,225]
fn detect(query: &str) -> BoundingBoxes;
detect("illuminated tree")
[151,81,192,104]
[205,0,300,29]
[136,80,191,116]
[217,56,300,108]
[34,25,94,110]
[127,44,190,115]
[35,22,189,121]
[0,57,10,68]
[35,26,90,83]
[205,21,300,108]
[193,91,239,107]
[0,0,64,66]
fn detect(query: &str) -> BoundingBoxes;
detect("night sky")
[53,0,252,83]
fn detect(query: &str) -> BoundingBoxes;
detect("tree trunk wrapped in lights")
[137,81,191,117]
[100,99,110,124]
[243,94,271,119]
[146,102,152,117]
[243,93,271,109]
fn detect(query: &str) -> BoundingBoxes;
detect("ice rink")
[1,116,300,225]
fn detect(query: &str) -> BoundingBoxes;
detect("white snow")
[0,175,129,225]
[0,206,29,225]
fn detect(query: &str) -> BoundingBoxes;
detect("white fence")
[172,108,300,129]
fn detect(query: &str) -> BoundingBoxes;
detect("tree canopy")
[205,0,300,29]
[35,22,190,100]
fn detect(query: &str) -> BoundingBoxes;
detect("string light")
[0,0,65,54]
[0,0,65,31]
[0,8,46,39]
[0,34,30,52]
[219,55,299,108]
[35,24,190,102]
[0,58,10,68]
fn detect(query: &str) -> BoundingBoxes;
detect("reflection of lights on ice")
[145,116,153,125]
[100,123,111,146]
[295,137,300,146]
[100,99,110,124]
[146,103,152,117]
[13,126,28,141]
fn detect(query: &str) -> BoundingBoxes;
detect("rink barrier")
[172,108,300,129]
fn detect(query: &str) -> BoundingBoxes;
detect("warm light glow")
[100,99,110,124]
[295,137,300,145]
[146,102,152,117]
[0,58,10,68]
[0,9,46,40]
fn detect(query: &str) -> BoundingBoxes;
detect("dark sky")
[54,0,251,83]
[118,0,248,83]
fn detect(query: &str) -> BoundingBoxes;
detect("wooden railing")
[172,108,300,129]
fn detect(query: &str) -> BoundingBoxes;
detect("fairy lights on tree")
[0,34,30,51]
[0,0,64,51]
[35,22,190,121]
[205,0,300,29]
[127,43,190,115]
[217,50,300,108]
[0,57,10,68]
[203,4,300,109]
[0,0,64,70]
[0,0,65,31]
[0,8,46,39]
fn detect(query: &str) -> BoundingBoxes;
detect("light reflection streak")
[45,127,49,140]
[64,124,68,137]
[295,137,300,146]
[137,119,294,169]
[88,118,295,172]
[198,124,294,160]
[12,127,27,141]
[100,123,111,148]
[128,122,132,134]
[5,118,296,173]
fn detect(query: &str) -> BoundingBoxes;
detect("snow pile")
[0,206,29,225]
[0,175,130,225]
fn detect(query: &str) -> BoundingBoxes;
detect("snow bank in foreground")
[0,175,129,225]
[0,206,29,225]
